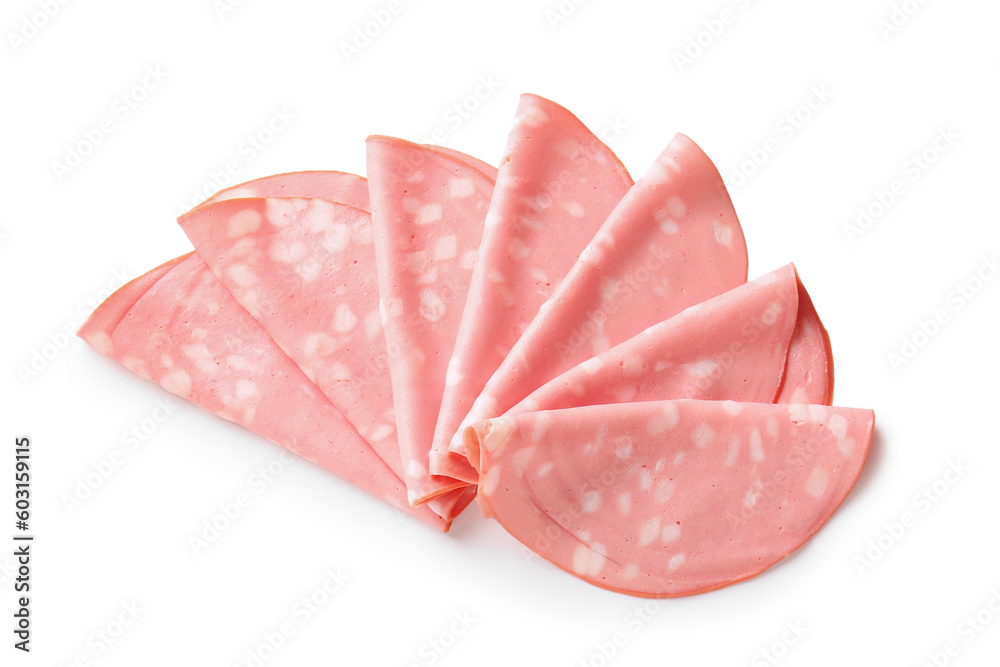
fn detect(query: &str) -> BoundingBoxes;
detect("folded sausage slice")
[367,137,495,505]
[510,264,831,414]
[429,94,633,483]
[78,254,449,530]
[468,400,874,597]
[451,134,749,463]
[200,171,372,211]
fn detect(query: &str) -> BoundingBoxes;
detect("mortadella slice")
[509,264,803,415]
[367,136,495,505]
[775,278,834,405]
[200,171,371,211]
[429,94,634,483]
[451,134,749,461]
[467,400,874,597]
[78,254,448,531]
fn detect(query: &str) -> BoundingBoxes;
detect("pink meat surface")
[468,400,874,597]
[78,254,448,531]
[199,171,371,211]
[509,264,806,415]
[367,136,495,505]
[451,134,749,461]
[776,277,834,405]
[429,93,634,483]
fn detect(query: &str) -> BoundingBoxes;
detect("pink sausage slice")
[199,171,371,212]
[78,254,448,531]
[429,94,633,484]
[467,400,874,597]
[510,264,805,415]
[451,134,749,462]
[367,137,495,505]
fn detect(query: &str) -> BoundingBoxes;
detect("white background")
[2,0,999,665]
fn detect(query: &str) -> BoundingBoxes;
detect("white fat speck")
[807,404,829,423]
[639,469,654,492]
[658,218,680,235]
[692,423,715,449]
[449,178,475,198]
[416,265,439,285]
[714,222,734,248]
[404,250,428,274]
[749,429,764,462]
[647,403,681,435]
[268,239,308,264]
[226,355,248,370]
[685,359,719,378]
[418,289,446,323]
[839,437,856,457]
[661,523,681,543]
[654,479,675,504]
[667,195,687,218]
[332,303,358,333]
[827,413,849,441]
[401,196,421,214]
[266,198,309,226]
[487,269,505,284]
[617,492,631,515]
[571,544,590,576]
[667,553,686,573]
[227,209,263,238]
[444,359,465,388]
[406,459,427,480]
[581,490,602,514]
[767,417,781,439]
[370,423,395,442]
[513,446,535,476]
[328,363,351,381]
[460,250,478,270]
[599,277,618,301]
[324,223,352,253]
[480,464,502,496]
[622,354,645,377]
[612,384,637,402]
[789,387,810,404]
[416,203,443,225]
[227,264,258,287]
[673,451,685,465]
[581,357,604,376]
[806,465,829,498]
[655,459,666,472]
[725,435,740,467]
[562,201,586,218]
[536,462,554,477]
[520,106,549,128]
[161,370,192,396]
[508,238,530,261]
[789,403,809,423]
[722,400,743,416]
[638,517,661,547]
[433,235,457,261]
[614,437,634,460]
[235,379,258,399]
[621,563,641,579]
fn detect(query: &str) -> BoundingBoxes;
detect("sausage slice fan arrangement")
[79,93,874,597]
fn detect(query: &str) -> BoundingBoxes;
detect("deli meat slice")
[201,171,371,211]
[367,136,495,505]
[510,264,832,415]
[450,134,749,462]
[467,400,874,597]
[429,94,633,483]
[776,278,834,405]
[78,254,448,531]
